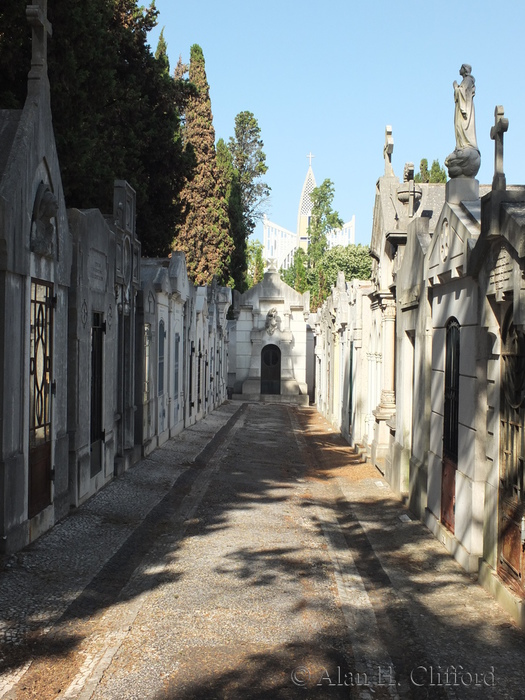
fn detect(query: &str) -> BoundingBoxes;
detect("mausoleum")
[228,264,313,404]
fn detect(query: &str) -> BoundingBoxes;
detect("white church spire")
[297,154,317,246]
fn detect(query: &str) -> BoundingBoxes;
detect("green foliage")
[246,240,265,288]
[174,44,233,286]
[0,0,190,257]
[216,111,270,292]
[414,158,446,183]
[318,244,372,290]
[429,159,447,183]
[217,138,248,291]
[281,248,308,294]
[155,27,170,76]
[227,111,270,233]
[280,243,371,309]
[278,179,370,308]
[414,158,429,183]
[307,179,343,267]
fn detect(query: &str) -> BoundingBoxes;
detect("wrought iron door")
[498,309,525,593]
[29,281,53,518]
[261,344,281,395]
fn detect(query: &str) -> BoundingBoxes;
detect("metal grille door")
[498,309,525,593]
[261,344,281,395]
[29,281,53,518]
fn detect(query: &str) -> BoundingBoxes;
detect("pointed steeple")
[297,154,317,245]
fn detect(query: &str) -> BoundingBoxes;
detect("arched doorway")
[261,344,281,395]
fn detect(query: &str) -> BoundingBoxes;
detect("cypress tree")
[216,138,248,291]
[173,44,233,286]
[155,27,170,75]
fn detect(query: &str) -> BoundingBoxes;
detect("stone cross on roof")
[490,105,509,191]
[307,152,315,168]
[383,125,394,176]
[26,0,52,81]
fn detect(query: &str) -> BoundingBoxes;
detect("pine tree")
[173,44,233,286]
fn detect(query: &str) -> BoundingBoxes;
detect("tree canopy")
[227,112,270,234]
[307,179,343,268]
[280,178,371,309]
[0,0,190,257]
[0,4,270,284]
[414,158,447,183]
[217,112,269,292]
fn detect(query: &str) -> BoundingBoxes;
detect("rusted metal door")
[441,456,456,532]
[28,281,53,519]
[261,344,281,395]
[498,309,525,594]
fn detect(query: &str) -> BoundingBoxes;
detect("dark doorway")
[441,318,460,533]
[28,281,53,518]
[90,312,104,477]
[261,344,281,395]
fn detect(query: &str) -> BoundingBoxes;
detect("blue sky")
[148,0,525,245]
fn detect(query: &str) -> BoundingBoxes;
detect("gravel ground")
[1,402,525,700]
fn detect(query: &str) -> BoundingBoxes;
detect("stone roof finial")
[490,105,509,191]
[383,126,394,176]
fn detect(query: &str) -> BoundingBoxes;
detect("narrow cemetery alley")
[1,402,525,700]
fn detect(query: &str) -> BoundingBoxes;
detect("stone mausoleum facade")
[3,2,525,634]
[313,69,525,629]
[0,1,230,553]
[228,264,313,405]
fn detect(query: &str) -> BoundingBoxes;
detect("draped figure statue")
[453,64,478,150]
[445,64,481,178]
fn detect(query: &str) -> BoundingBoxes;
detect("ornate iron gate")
[29,280,53,518]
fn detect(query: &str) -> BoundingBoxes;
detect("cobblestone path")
[1,403,525,699]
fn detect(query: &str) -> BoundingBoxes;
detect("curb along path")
[0,402,244,700]
[1,403,525,699]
